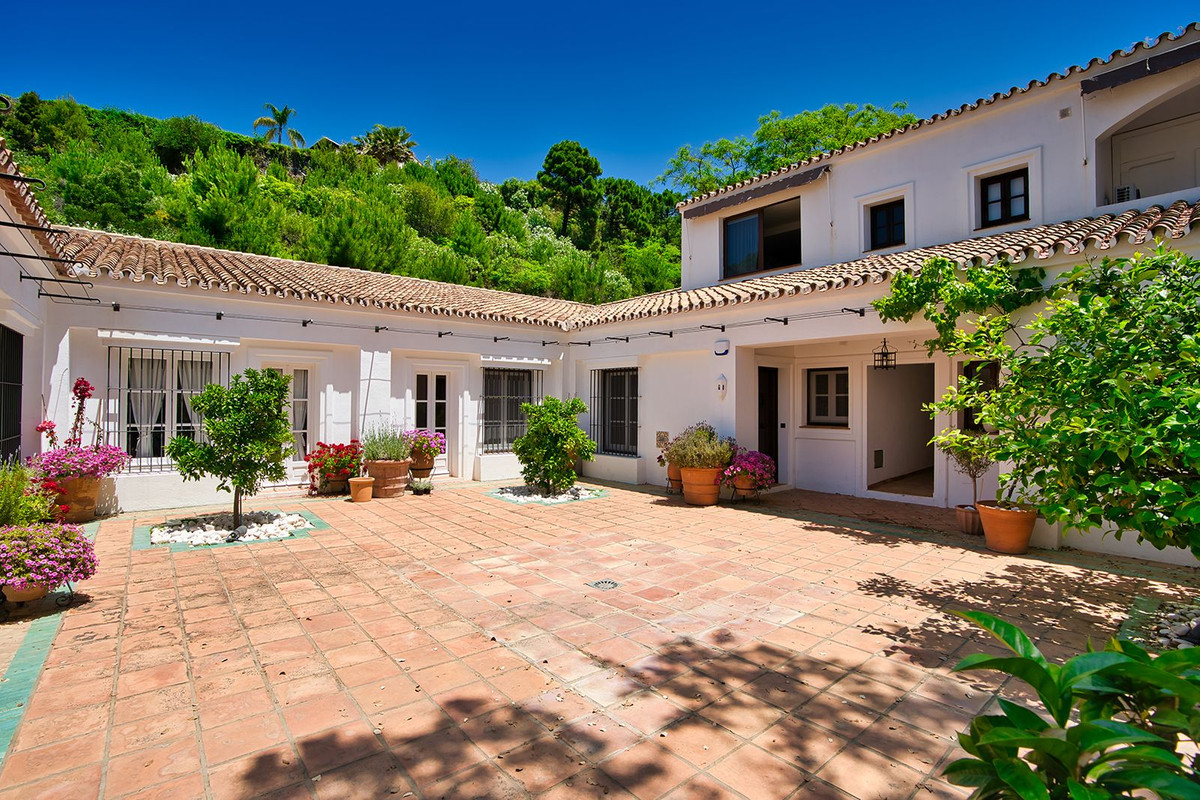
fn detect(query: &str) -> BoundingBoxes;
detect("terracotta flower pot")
[56,476,101,523]
[348,476,374,503]
[977,501,1037,554]
[3,584,49,603]
[956,504,984,536]
[666,462,682,493]
[318,478,349,496]
[679,467,723,506]
[409,453,436,480]
[731,473,758,499]
[365,459,412,498]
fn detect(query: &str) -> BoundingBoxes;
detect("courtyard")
[0,482,1192,800]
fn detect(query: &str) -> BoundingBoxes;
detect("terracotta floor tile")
[281,692,362,739]
[557,713,643,763]
[495,734,583,793]
[0,730,106,786]
[817,743,927,800]
[208,743,308,800]
[109,707,199,757]
[752,716,848,772]
[610,691,686,735]
[104,736,202,797]
[295,720,385,775]
[202,711,289,765]
[0,762,103,800]
[116,772,207,800]
[707,744,809,800]
[312,752,408,799]
[657,715,741,768]
[602,740,699,799]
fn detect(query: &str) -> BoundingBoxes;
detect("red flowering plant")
[0,523,97,590]
[29,377,129,480]
[719,448,776,491]
[304,440,363,495]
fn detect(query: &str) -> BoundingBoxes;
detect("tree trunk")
[233,486,243,529]
[560,202,573,236]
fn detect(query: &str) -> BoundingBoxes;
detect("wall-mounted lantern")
[872,338,896,370]
[716,373,728,398]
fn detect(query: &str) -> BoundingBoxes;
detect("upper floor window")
[980,168,1029,228]
[723,197,801,278]
[868,199,905,250]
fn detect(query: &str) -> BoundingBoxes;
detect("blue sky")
[4,2,1197,186]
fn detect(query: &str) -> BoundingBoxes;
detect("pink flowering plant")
[720,448,776,491]
[30,377,129,480]
[0,523,97,590]
[405,429,446,461]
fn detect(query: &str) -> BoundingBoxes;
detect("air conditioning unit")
[1115,185,1140,203]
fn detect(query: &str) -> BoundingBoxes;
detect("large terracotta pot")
[56,476,101,523]
[956,504,983,536]
[731,474,758,499]
[317,478,349,496]
[977,502,1037,554]
[679,467,723,506]
[3,584,49,603]
[365,459,412,498]
[348,476,374,503]
[409,453,436,480]
[666,462,682,494]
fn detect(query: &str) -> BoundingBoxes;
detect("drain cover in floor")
[586,579,620,590]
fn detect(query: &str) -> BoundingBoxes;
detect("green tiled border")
[485,487,608,507]
[133,508,328,552]
[0,612,63,766]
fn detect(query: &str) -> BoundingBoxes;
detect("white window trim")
[806,367,850,428]
[856,182,914,254]
[964,147,1043,233]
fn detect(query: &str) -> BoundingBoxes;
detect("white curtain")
[177,360,212,443]
[291,369,309,460]
[128,358,166,458]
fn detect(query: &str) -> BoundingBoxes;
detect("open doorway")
[866,364,934,497]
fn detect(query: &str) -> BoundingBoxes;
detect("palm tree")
[253,103,305,148]
[353,124,418,166]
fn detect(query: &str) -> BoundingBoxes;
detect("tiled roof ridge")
[677,23,1200,211]
[0,137,65,259]
[572,200,1200,328]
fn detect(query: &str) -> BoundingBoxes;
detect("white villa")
[2,24,1199,564]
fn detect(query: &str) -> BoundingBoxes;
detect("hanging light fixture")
[873,338,896,370]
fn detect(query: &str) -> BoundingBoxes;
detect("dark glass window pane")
[835,396,849,417]
[435,402,446,429]
[416,374,428,400]
[815,373,828,394]
[835,372,848,395]
[816,397,829,417]
[435,374,447,401]
[724,214,760,277]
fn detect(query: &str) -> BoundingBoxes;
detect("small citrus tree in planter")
[662,422,735,506]
[511,396,596,495]
[362,423,411,498]
[31,378,129,522]
[166,368,293,529]
[934,429,995,536]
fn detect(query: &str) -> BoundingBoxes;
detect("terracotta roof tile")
[0,137,64,259]
[573,201,1200,328]
[56,227,590,329]
[678,24,1200,212]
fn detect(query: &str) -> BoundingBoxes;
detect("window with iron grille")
[590,368,638,456]
[482,368,541,453]
[105,347,230,472]
[0,325,22,461]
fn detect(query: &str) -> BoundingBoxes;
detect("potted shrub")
[933,429,995,536]
[720,448,775,501]
[304,440,363,495]
[348,475,374,503]
[362,422,412,498]
[0,522,98,602]
[409,477,433,496]
[656,449,682,494]
[405,429,446,480]
[662,422,735,506]
[31,378,129,523]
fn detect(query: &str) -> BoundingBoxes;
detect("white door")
[414,371,452,476]
[265,366,312,482]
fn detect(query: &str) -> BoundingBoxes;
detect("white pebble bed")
[150,511,312,547]
[494,486,602,505]
[1135,599,1200,650]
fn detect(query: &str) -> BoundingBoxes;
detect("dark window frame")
[0,325,22,461]
[806,367,849,427]
[979,167,1030,228]
[722,197,802,279]
[868,198,905,250]
[961,360,1000,432]
[481,367,542,453]
[590,368,638,456]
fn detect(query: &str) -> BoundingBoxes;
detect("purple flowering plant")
[0,523,98,590]
[405,429,446,461]
[720,448,776,490]
[30,377,129,480]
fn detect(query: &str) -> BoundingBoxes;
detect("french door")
[414,371,451,475]
[265,365,312,479]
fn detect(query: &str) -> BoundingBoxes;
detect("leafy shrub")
[305,441,363,494]
[0,523,97,590]
[512,397,596,495]
[166,368,293,527]
[936,429,995,507]
[946,611,1200,798]
[361,423,410,462]
[721,449,776,491]
[662,422,735,469]
[0,463,62,526]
